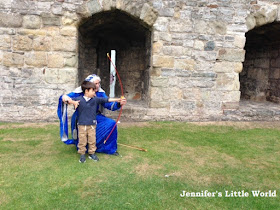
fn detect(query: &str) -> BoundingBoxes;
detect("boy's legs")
[78,125,87,155]
[88,125,97,154]
[88,125,99,161]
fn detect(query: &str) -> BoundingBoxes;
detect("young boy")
[67,81,121,163]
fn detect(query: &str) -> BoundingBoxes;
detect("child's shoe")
[89,154,99,161]
[79,154,86,163]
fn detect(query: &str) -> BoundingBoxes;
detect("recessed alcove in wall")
[78,10,152,102]
[240,22,280,104]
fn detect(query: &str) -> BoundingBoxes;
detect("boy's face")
[85,88,96,98]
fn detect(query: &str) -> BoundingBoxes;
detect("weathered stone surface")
[25,52,47,67]
[0,35,11,50]
[193,40,204,50]
[62,12,79,26]
[0,13,22,28]
[87,0,103,14]
[32,36,52,51]
[23,15,41,29]
[60,26,77,37]
[153,55,174,68]
[52,36,77,52]
[13,36,33,51]
[64,53,77,67]
[51,3,63,15]
[48,53,64,68]
[170,19,192,32]
[216,73,240,91]
[140,3,158,26]
[234,35,246,49]
[217,49,245,62]
[150,77,169,87]
[154,17,169,32]
[17,29,46,36]
[204,41,215,51]
[3,52,24,67]
[214,61,243,73]
[153,41,163,54]
[174,58,195,70]
[42,13,61,26]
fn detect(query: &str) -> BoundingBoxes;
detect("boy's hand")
[73,100,80,109]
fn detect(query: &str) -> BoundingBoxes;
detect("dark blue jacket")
[73,96,108,125]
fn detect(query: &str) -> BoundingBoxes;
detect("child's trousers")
[78,125,97,155]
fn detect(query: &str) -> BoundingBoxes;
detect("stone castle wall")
[0,0,279,122]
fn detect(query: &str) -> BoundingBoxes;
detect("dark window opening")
[241,22,280,104]
[78,10,152,102]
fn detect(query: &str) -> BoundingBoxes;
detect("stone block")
[158,32,172,42]
[269,68,280,79]
[214,61,243,73]
[222,102,239,110]
[150,77,169,87]
[61,12,79,26]
[152,41,163,54]
[163,46,187,56]
[17,29,46,36]
[174,58,195,70]
[234,35,246,49]
[271,58,280,68]
[42,68,59,84]
[0,35,11,50]
[58,68,78,84]
[150,99,169,108]
[154,17,169,32]
[170,100,196,114]
[216,73,240,91]
[32,36,52,51]
[0,13,22,28]
[23,15,41,29]
[47,53,64,68]
[52,36,77,52]
[13,35,33,51]
[60,26,77,37]
[140,3,158,26]
[45,27,60,36]
[3,52,24,67]
[254,4,277,27]
[0,0,11,8]
[209,21,227,35]
[204,41,215,51]
[170,19,192,32]
[150,86,163,100]
[217,49,245,62]
[64,54,77,67]
[193,40,204,50]
[25,52,47,67]
[42,13,61,26]
[51,3,63,15]
[153,55,174,68]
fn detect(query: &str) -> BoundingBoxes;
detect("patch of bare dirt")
[134,162,162,176]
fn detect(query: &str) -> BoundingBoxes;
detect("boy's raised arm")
[108,98,121,103]
[67,98,80,109]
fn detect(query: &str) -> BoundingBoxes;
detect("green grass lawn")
[0,122,279,209]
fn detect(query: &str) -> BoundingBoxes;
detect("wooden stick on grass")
[118,143,147,152]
